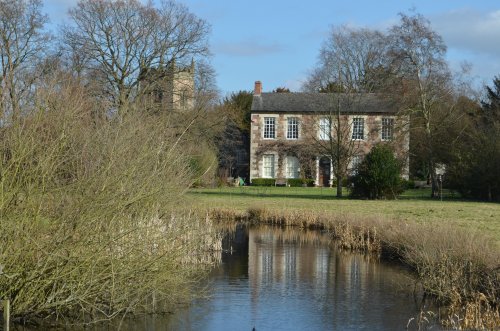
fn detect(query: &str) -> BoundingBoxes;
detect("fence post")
[2,299,9,331]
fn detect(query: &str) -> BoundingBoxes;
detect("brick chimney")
[254,81,262,95]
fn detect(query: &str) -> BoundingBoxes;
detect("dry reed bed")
[208,207,500,330]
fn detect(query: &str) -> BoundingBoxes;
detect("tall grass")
[383,223,500,329]
[209,207,500,329]
[0,73,220,324]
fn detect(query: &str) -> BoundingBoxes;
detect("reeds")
[211,208,381,253]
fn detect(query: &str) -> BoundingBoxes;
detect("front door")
[319,157,331,187]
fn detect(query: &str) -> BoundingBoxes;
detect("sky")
[43,0,500,96]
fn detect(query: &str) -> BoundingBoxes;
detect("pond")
[122,225,438,331]
[17,225,438,330]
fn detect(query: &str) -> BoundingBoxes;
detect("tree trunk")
[336,175,343,197]
[0,83,4,120]
[429,161,439,198]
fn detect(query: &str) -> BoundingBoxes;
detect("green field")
[188,187,500,243]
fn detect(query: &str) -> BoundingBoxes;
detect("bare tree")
[303,26,388,93]
[303,26,389,197]
[387,12,452,197]
[64,0,210,114]
[0,0,50,121]
[316,96,364,197]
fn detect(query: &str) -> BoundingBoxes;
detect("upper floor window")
[381,117,394,141]
[319,117,331,140]
[287,117,299,139]
[352,117,364,140]
[263,117,276,139]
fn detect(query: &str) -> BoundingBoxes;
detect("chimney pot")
[254,81,262,95]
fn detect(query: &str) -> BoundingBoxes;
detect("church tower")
[166,58,195,111]
[139,58,195,112]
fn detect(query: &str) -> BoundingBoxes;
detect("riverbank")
[189,187,500,329]
[189,187,500,244]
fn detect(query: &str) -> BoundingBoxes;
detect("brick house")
[249,81,409,186]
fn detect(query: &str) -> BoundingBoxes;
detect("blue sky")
[43,0,500,96]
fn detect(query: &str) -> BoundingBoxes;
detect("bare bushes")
[0,75,220,323]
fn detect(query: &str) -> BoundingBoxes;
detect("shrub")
[350,145,403,199]
[251,178,276,186]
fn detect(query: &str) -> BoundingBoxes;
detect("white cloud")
[432,9,500,56]
[427,8,500,86]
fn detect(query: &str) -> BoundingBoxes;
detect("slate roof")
[251,93,399,114]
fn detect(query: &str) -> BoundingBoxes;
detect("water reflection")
[165,225,432,331]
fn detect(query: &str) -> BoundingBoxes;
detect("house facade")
[249,81,409,186]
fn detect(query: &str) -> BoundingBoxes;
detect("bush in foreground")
[0,74,219,324]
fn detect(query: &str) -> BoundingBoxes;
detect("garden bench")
[275,178,288,187]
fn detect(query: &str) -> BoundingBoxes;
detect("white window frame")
[263,117,276,139]
[286,117,299,140]
[319,117,331,140]
[285,156,300,178]
[262,154,275,178]
[381,117,394,141]
[351,117,365,140]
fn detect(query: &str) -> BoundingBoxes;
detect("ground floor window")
[262,154,275,178]
[286,156,299,178]
[350,155,363,175]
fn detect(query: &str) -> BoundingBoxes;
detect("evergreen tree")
[447,77,500,201]
[351,145,403,199]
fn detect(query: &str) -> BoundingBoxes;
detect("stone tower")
[139,58,195,112]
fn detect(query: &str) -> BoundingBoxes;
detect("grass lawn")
[188,186,500,244]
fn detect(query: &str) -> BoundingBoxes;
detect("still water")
[157,225,432,330]
[21,225,434,330]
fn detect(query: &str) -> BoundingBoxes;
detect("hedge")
[287,178,315,187]
[251,178,276,186]
[251,178,316,187]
